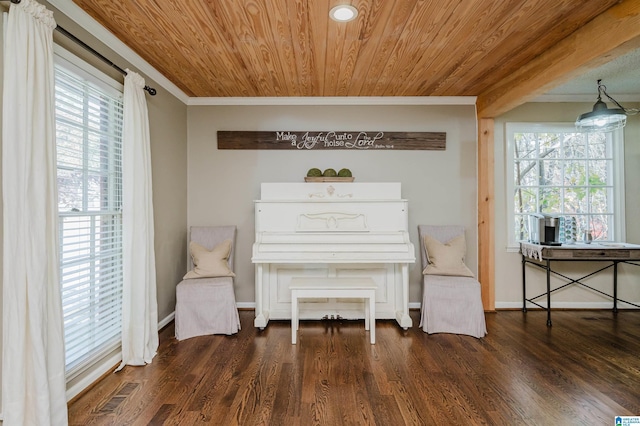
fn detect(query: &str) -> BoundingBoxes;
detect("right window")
[506,123,625,248]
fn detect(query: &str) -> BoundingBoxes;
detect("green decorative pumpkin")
[323,168,338,177]
[307,168,323,177]
[338,168,352,177]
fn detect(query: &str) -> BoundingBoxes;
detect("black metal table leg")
[546,259,552,326]
[613,261,618,313]
[522,254,527,313]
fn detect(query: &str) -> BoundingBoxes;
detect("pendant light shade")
[575,79,631,133]
[575,100,627,133]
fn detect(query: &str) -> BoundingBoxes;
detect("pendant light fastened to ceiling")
[575,79,638,133]
[330,5,358,22]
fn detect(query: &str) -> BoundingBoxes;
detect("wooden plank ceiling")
[71,0,620,99]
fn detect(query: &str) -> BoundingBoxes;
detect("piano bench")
[289,277,376,345]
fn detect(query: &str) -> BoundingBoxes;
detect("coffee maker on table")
[528,213,562,246]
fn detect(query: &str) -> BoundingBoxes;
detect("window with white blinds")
[54,52,124,379]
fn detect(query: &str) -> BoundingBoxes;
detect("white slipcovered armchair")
[175,226,241,340]
[418,225,487,338]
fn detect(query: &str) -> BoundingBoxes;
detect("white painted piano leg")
[254,264,268,329]
[396,263,412,330]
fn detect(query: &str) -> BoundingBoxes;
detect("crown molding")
[188,96,477,106]
[47,0,189,104]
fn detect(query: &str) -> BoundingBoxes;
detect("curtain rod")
[9,0,157,95]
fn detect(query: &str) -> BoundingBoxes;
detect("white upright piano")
[252,182,415,329]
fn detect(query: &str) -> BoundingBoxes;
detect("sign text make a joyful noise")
[217,131,446,150]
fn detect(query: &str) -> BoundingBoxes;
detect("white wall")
[187,104,478,305]
[494,102,640,309]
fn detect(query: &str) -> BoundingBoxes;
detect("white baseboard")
[239,301,638,311]
[158,311,175,329]
[65,311,176,402]
[495,301,639,310]
[237,302,423,310]
[238,301,640,311]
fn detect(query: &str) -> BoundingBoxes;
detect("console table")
[520,242,640,326]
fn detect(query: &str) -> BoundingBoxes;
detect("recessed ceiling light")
[329,5,358,22]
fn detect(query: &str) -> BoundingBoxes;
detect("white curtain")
[1,1,68,425]
[118,71,159,369]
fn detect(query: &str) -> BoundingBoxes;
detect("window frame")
[54,45,125,382]
[505,122,625,251]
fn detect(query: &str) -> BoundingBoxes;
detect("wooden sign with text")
[217,131,446,150]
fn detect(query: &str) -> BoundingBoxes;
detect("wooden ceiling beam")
[476,0,640,118]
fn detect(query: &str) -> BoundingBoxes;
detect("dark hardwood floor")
[68,309,640,425]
